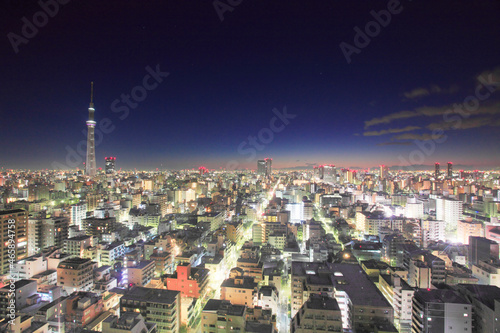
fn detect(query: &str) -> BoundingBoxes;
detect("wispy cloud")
[403,84,459,99]
[376,142,412,146]
[427,116,500,131]
[364,110,417,128]
[392,133,445,141]
[365,102,500,128]
[363,125,420,136]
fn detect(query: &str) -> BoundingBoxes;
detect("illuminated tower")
[447,162,453,178]
[434,162,440,179]
[85,82,97,177]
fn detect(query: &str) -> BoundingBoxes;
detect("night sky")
[1,0,500,171]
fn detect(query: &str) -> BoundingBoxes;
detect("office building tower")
[105,156,116,174]
[0,209,28,275]
[435,197,463,230]
[411,289,471,333]
[434,162,440,179]
[323,165,336,182]
[265,157,272,177]
[257,160,266,175]
[380,164,388,180]
[447,162,453,178]
[85,82,97,177]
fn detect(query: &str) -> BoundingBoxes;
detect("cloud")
[427,116,500,131]
[404,87,431,99]
[365,102,500,129]
[403,84,459,99]
[392,133,445,141]
[376,142,412,146]
[476,67,500,91]
[363,125,420,136]
[364,110,417,128]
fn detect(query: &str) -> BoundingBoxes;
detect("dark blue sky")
[1,0,500,170]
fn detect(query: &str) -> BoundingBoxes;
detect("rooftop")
[306,294,340,311]
[292,262,392,308]
[415,289,469,305]
[458,284,500,310]
[203,299,246,316]
[121,287,179,305]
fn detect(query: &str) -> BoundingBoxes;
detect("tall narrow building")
[85,82,97,177]
[265,157,272,177]
[447,161,453,178]
[434,162,440,179]
[257,160,266,175]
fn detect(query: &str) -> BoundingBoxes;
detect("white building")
[286,203,303,223]
[472,260,500,287]
[421,219,445,247]
[435,197,463,230]
[405,198,424,219]
[70,203,87,229]
[14,255,47,280]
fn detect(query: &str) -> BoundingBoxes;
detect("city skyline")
[1,1,500,170]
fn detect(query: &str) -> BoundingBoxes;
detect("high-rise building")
[323,165,336,182]
[435,197,463,230]
[411,289,471,333]
[265,157,272,177]
[0,209,28,275]
[85,82,97,177]
[105,157,116,174]
[257,160,266,175]
[447,162,453,178]
[70,203,87,229]
[380,164,388,180]
[434,162,440,179]
[27,215,69,256]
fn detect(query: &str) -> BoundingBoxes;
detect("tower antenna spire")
[90,81,94,107]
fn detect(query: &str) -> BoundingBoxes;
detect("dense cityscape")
[2,1,500,333]
[2,138,500,332]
